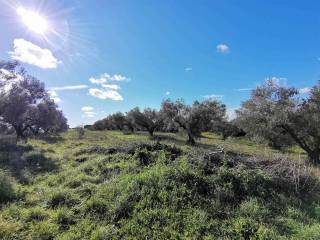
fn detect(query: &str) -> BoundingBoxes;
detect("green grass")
[0,130,319,239]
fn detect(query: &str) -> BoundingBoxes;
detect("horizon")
[1,0,319,127]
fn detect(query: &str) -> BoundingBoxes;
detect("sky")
[0,0,319,127]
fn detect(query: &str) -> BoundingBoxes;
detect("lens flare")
[16,6,48,35]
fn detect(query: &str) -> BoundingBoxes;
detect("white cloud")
[216,44,230,54]
[8,39,61,69]
[165,91,170,95]
[47,90,62,103]
[89,73,129,85]
[51,85,88,91]
[203,94,224,99]
[47,90,58,97]
[102,84,120,90]
[111,74,128,81]
[81,106,94,112]
[185,67,192,72]
[82,112,97,118]
[299,87,311,94]
[235,88,253,91]
[89,88,123,101]
[89,77,107,84]
[47,85,87,103]
[81,106,97,118]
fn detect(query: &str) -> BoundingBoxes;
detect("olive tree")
[161,99,226,144]
[0,61,68,142]
[237,80,320,164]
[128,107,162,137]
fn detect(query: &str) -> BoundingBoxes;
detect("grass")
[0,129,319,239]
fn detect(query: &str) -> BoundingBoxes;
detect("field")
[0,130,320,239]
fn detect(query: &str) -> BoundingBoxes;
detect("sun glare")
[16,6,49,35]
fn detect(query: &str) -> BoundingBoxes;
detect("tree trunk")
[308,150,320,165]
[148,129,154,138]
[187,132,195,145]
[280,124,320,164]
[15,126,27,144]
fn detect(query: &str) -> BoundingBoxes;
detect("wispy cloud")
[299,87,311,94]
[81,106,97,118]
[203,94,224,99]
[81,106,94,112]
[185,67,192,72]
[89,73,129,85]
[89,76,107,84]
[165,91,170,96]
[50,85,88,91]
[102,84,121,90]
[9,39,61,69]
[216,44,230,54]
[235,88,253,91]
[88,88,123,101]
[88,73,128,101]
[110,74,128,81]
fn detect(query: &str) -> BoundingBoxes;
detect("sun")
[16,6,49,35]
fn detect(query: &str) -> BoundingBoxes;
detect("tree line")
[1,59,320,164]
[92,80,320,164]
[91,99,228,144]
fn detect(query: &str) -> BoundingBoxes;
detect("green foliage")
[0,130,319,239]
[28,220,59,240]
[47,189,78,208]
[0,170,16,204]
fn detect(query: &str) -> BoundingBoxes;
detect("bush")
[84,197,108,218]
[90,225,118,240]
[22,207,48,222]
[0,170,16,204]
[28,221,59,240]
[76,127,85,140]
[47,190,78,208]
[0,218,21,239]
[52,208,75,230]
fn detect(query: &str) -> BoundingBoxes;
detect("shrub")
[0,218,21,239]
[23,150,57,172]
[47,190,78,208]
[52,208,75,230]
[76,127,85,140]
[28,221,59,240]
[90,225,118,240]
[0,170,16,204]
[22,207,48,222]
[84,197,108,218]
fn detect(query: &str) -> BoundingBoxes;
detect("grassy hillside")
[0,130,320,239]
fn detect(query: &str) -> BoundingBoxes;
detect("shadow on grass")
[0,143,58,183]
[153,132,222,149]
[37,135,65,144]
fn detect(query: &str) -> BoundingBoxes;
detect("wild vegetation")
[1,60,320,239]
[0,130,320,239]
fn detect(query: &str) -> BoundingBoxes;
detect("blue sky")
[0,0,319,127]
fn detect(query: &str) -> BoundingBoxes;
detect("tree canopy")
[0,61,68,142]
[236,80,320,164]
[161,99,226,144]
